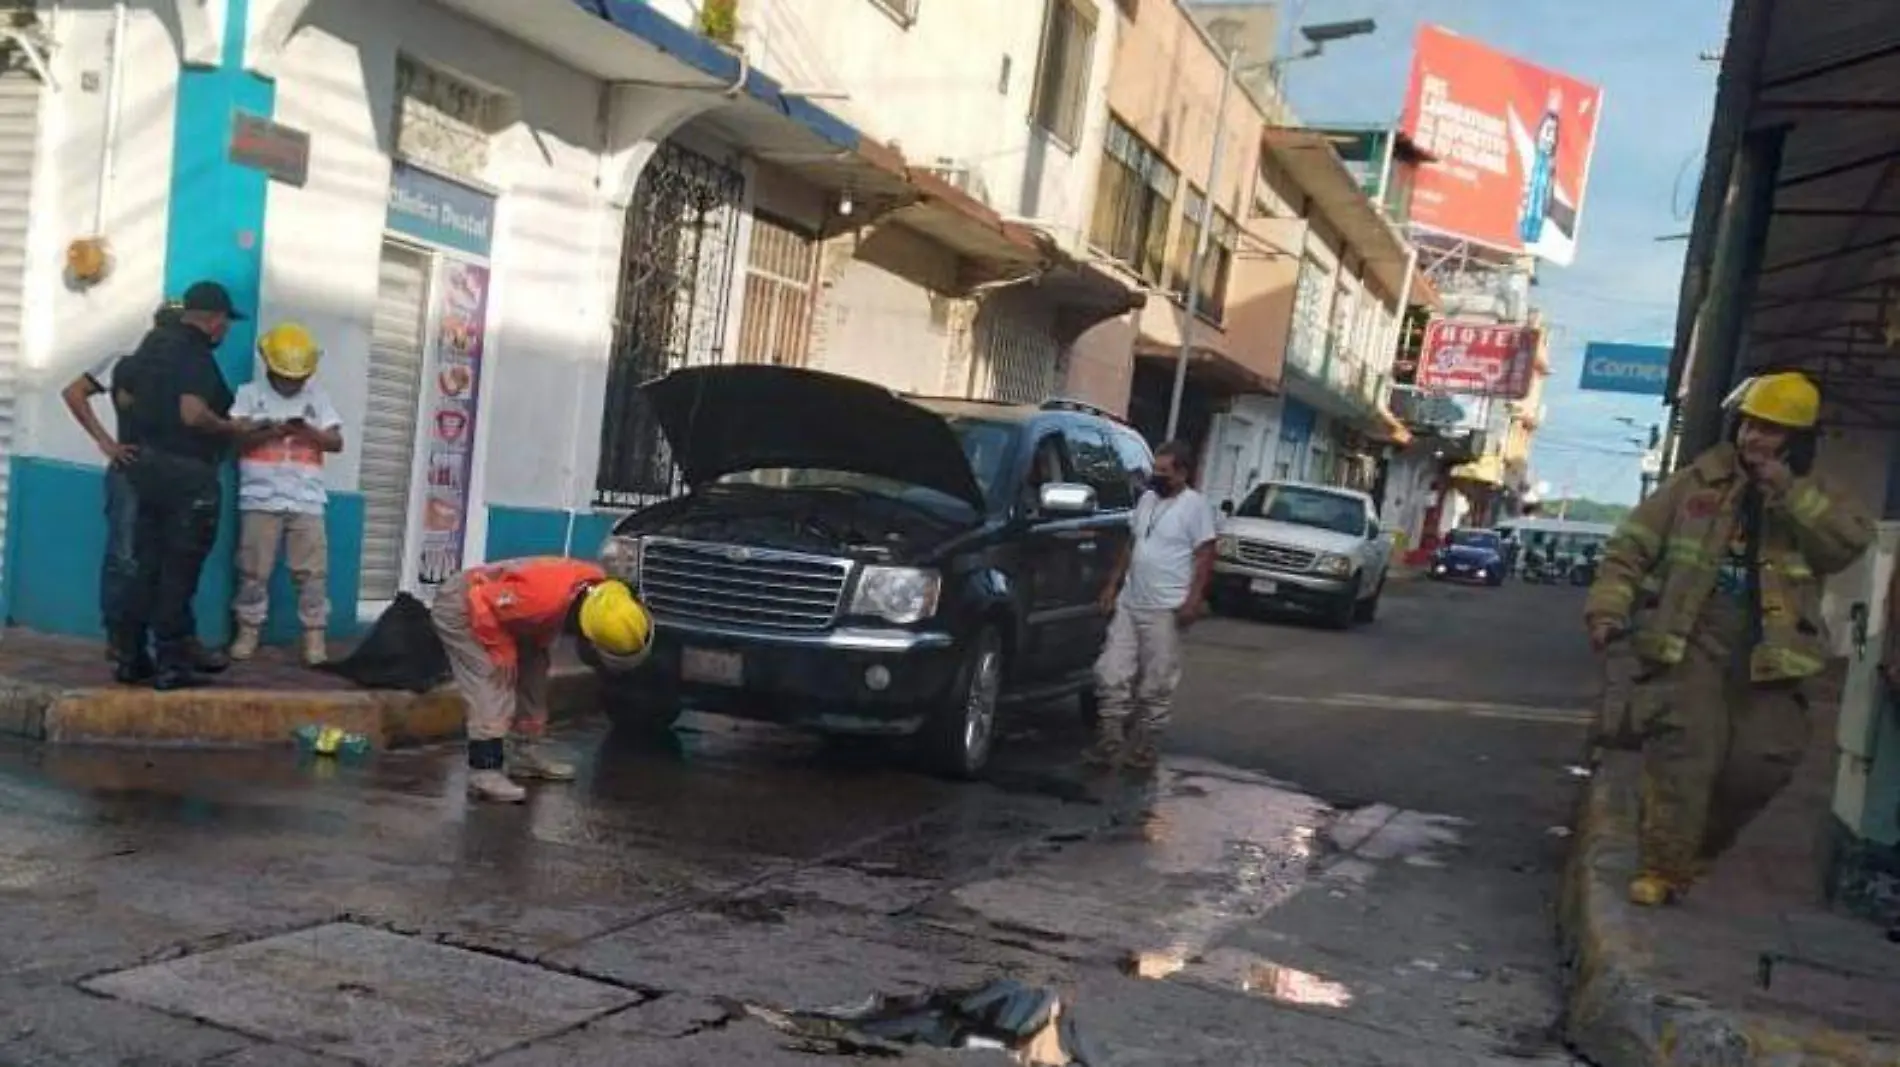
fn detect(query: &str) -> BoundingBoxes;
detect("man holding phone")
[1585,372,1872,908]
[229,322,344,666]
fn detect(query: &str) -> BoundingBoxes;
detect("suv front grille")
[639,539,852,632]
[1237,540,1317,572]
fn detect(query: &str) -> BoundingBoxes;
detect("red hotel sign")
[1416,320,1539,399]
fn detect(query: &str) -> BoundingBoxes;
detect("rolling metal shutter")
[0,66,40,607]
[360,242,430,601]
[973,299,1058,404]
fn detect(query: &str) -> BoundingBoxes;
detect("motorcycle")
[1520,553,1557,584]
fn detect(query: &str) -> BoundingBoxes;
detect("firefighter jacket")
[1585,443,1873,683]
[464,558,607,671]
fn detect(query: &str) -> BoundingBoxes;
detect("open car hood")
[642,366,986,509]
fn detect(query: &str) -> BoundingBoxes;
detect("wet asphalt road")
[0,578,1598,1066]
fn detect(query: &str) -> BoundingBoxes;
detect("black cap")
[180,281,246,320]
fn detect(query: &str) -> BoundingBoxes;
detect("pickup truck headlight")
[1217,535,1239,560]
[1315,554,1354,577]
[599,534,642,583]
[850,566,942,625]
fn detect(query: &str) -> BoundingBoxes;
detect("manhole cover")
[83,922,639,1066]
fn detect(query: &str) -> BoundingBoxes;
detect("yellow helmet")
[1734,371,1820,430]
[578,580,653,669]
[258,322,322,380]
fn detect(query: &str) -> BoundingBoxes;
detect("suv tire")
[1327,576,1362,631]
[921,626,1003,780]
[1355,575,1385,623]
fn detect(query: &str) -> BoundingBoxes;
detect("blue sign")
[1579,342,1670,396]
[386,161,495,258]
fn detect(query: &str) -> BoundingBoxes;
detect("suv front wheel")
[920,626,1003,779]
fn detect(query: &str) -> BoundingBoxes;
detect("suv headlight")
[1217,535,1239,560]
[600,534,642,583]
[849,566,942,625]
[1315,554,1354,577]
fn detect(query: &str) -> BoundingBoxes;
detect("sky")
[1249,0,1735,503]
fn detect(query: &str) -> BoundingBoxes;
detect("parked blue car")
[1430,529,1507,587]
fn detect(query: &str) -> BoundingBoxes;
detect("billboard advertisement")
[1416,320,1539,400]
[1400,25,1604,265]
[1579,342,1670,396]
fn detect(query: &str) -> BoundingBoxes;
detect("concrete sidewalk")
[0,628,599,747]
[1562,684,1900,1066]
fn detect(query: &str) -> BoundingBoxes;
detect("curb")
[1561,752,1900,1067]
[0,668,601,748]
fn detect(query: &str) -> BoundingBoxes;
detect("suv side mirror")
[1039,482,1097,516]
[1367,520,1382,538]
[1220,500,1236,517]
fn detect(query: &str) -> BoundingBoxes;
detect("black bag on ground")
[320,593,450,693]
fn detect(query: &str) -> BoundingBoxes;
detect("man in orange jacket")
[432,557,652,803]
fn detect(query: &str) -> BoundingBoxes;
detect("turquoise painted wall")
[6,456,364,641]
[484,505,617,563]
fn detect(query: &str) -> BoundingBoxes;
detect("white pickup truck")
[1208,481,1393,629]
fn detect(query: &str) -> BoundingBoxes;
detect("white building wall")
[263,0,615,520]
[18,1,181,465]
[736,0,1115,252]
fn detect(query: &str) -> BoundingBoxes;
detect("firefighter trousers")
[1632,610,1811,883]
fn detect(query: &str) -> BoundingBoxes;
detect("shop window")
[393,56,509,180]
[868,0,919,26]
[737,213,819,367]
[1031,0,1096,147]
[1090,117,1177,285]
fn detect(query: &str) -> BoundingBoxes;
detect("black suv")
[594,365,1152,777]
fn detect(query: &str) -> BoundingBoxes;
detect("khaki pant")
[1094,607,1183,731]
[430,573,552,743]
[1633,595,1810,881]
[235,510,329,629]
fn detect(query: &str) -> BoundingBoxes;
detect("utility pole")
[1165,42,1239,443]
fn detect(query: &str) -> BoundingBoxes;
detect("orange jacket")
[463,557,606,670]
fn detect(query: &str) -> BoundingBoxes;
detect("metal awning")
[1262,127,1415,301]
[1673,0,1900,428]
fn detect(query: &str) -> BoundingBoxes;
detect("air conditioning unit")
[922,158,992,207]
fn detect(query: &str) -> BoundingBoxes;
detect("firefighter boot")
[229,625,262,662]
[1083,720,1125,769]
[507,738,576,782]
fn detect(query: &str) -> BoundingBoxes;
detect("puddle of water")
[1123,947,1354,1009]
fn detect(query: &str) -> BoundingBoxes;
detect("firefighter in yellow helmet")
[431,558,653,803]
[1586,371,1873,906]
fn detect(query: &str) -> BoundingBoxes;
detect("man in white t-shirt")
[229,322,344,666]
[1090,441,1217,771]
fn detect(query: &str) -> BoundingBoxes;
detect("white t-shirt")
[1120,488,1218,611]
[231,380,343,515]
[85,353,123,389]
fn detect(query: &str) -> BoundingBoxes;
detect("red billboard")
[1400,25,1604,265]
[1416,320,1539,399]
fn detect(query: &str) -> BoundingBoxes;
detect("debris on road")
[745,978,1101,1065]
[292,723,371,760]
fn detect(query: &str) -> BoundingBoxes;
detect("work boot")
[467,769,527,804]
[1123,730,1162,773]
[1627,871,1687,908]
[1083,721,1125,769]
[114,655,155,686]
[151,666,207,692]
[507,739,577,782]
[301,630,328,667]
[228,625,262,662]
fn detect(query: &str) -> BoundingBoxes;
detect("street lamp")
[1270,18,1378,85]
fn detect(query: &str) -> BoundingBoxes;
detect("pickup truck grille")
[1236,539,1317,572]
[638,539,851,632]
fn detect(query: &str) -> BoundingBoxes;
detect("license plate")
[1250,578,1279,595]
[681,648,744,687]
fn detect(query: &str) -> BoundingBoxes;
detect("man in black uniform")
[113,282,253,689]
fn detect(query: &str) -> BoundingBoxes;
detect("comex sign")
[1579,342,1669,397]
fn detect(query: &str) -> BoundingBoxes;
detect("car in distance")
[1431,528,1507,586]
[1208,481,1392,628]
[592,365,1153,779]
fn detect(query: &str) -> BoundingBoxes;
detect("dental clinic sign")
[1579,342,1669,397]
[386,161,496,258]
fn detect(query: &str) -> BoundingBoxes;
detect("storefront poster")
[1416,320,1539,400]
[414,258,490,589]
[1399,24,1604,266]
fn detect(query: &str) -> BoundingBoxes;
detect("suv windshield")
[1235,485,1367,536]
[1447,530,1500,550]
[714,417,1013,510]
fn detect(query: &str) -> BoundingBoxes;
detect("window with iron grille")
[1089,117,1176,284]
[1031,0,1096,146]
[1287,256,1327,376]
[868,0,919,26]
[736,213,819,367]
